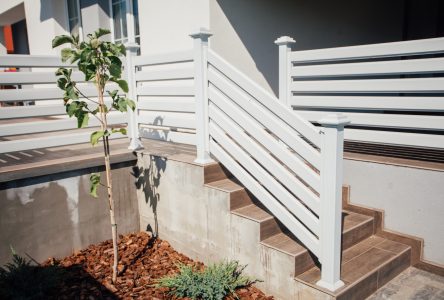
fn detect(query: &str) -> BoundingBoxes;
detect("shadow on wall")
[134,154,167,238]
[214,0,405,95]
[139,115,172,143]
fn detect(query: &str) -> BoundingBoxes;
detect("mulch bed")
[43,232,273,299]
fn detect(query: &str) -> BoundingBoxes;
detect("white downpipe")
[317,114,350,291]
[125,42,143,150]
[190,28,214,164]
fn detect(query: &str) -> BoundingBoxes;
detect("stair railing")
[191,29,348,291]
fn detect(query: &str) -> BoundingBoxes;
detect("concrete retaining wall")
[0,161,139,265]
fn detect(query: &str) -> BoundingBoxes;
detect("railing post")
[125,42,144,150]
[275,36,295,106]
[317,114,350,292]
[190,28,214,164]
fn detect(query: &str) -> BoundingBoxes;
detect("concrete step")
[296,236,411,299]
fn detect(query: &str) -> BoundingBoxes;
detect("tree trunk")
[97,78,119,284]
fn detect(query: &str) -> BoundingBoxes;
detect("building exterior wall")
[344,160,444,266]
[138,0,210,55]
[209,0,405,95]
[0,161,139,265]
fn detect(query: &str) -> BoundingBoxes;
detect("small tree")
[52,28,135,283]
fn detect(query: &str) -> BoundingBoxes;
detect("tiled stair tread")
[261,232,307,256]
[342,210,374,232]
[258,210,374,256]
[296,236,411,296]
[231,204,273,222]
[204,178,244,192]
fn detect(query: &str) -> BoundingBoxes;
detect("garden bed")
[41,232,273,299]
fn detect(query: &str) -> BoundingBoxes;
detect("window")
[110,0,140,45]
[67,0,83,40]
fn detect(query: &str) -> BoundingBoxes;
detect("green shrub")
[0,252,64,299]
[155,261,256,300]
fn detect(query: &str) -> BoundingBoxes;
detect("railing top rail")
[0,54,72,67]
[290,37,444,63]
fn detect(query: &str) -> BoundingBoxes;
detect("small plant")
[0,251,64,299]
[155,261,256,300]
[52,28,135,283]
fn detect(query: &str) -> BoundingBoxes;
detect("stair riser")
[204,163,231,184]
[230,189,254,210]
[342,219,374,250]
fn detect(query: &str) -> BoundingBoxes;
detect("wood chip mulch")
[43,231,273,300]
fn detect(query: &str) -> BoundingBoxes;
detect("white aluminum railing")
[277,36,444,149]
[191,29,347,291]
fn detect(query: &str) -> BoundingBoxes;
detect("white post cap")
[124,42,140,53]
[275,36,296,46]
[190,28,213,39]
[318,114,351,128]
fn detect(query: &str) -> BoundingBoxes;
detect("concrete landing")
[367,267,444,299]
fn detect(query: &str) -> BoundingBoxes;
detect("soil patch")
[43,232,273,299]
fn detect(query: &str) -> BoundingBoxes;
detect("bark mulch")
[43,232,273,300]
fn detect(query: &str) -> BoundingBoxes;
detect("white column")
[125,0,136,44]
[274,36,295,106]
[317,114,350,292]
[190,28,214,164]
[125,42,143,150]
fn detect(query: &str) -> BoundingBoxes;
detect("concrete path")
[368,267,444,299]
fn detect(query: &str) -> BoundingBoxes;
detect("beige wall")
[344,160,444,266]
[138,0,210,55]
[0,162,139,265]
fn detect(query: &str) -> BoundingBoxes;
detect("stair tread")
[259,209,374,257]
[296,235,411,295]
[261,232,307,256]
[205,178,243,192]
[232,204,273,222]
[343,210,374,232]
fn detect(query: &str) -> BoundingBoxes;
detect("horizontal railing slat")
[133,50,193,67]
[209,86,321,192]
[291,57,444,78]
[344,128,444,149]
[135,67,194,81]
[208,49,321,147]
[291,77,444,93]
[299,111,444,131]
[0,71,84,85]
[140,126,196,145]
[210,121,320,234]
[137,98,195,113]
[290,37,444,63]
[290,96,444,112]
[0,55,72,67]
[209,138,320,255]
[208,68,321,168]
[0,114,126,136]
[138,110,195,129]
[209,103,320,213]
[136,85,194,96]
[0,132,124,154]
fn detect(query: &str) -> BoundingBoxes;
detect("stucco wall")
[0,161,139,265]
[138,0,210,55]
[344,160,444,266]
[210,0,405,95]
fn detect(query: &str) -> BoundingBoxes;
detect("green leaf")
[109,62,122,78]
[65,85,79,100]
[77,111,89,128]
[61,48,74,62]
[127,99,136,111]
[116,80,128,93]
[117,98,128,112]
[94,28,111,38]
[57,77,67,90]
[107,89,119,99]
[66,101,79,117]
[89,173,101,198]
[52,35,74,48]
[90,130,106,146]
[112,128,127,136]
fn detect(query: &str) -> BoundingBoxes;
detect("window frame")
[66,0,83,41]
[108,0,139,45]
